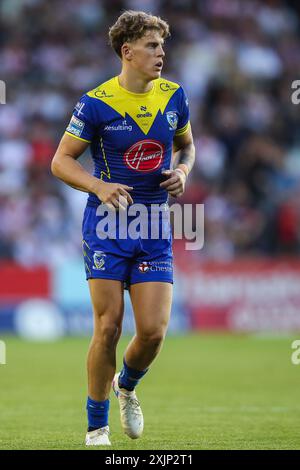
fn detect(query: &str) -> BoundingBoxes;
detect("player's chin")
[149,69,162,79]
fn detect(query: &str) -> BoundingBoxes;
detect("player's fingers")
[169,187,183,197]
[120,184,133,191]
[117,194,129,210]
[119,188,133,205]
[119,190,133,205]
[110,195,130,211]
[160,178,180,189]
[108,197,122,210]
[165,182,182,191]
[160,176,178,188]
[106,201,117,211]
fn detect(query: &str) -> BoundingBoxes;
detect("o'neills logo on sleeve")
[124,139,164,172]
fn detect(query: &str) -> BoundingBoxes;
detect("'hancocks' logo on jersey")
[124,139,164,172]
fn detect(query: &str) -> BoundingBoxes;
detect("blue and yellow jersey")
[65,76,190,205]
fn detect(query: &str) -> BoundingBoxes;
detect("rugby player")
[51,10,195,446]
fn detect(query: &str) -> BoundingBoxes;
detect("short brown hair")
[109,10,170,58]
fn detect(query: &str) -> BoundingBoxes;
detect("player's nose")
[157,45,165,58]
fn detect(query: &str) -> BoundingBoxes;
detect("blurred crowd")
[1,0,300,266]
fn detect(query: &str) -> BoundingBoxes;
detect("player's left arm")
[160,125,195,198]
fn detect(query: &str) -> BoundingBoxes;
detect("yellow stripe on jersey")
[175,121,190,136]
[87,77,180,136]
[82,239,91,251]
[65,131,91,143]
[99,137,111,180]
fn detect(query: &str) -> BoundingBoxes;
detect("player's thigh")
[129,282,173,338]
[88,279,124,333]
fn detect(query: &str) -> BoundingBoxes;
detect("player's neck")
[118,70,153,94]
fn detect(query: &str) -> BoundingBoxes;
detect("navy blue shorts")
[81,203,173,286]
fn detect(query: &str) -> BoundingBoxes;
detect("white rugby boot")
[85,426,111,446]
[112,373,144,439]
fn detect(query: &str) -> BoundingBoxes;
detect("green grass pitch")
[0,333,299,450]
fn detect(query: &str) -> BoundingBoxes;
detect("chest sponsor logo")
[124,139,164,172]
[66,115,85,137]
[104,120,132,132]
[166,111,178,130]
[136,105,152,118]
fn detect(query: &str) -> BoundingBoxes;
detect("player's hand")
[159,168,186,198]
[95,182,133,210]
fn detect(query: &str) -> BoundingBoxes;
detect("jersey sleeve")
[65,94,97,143]
[175,87,190,136]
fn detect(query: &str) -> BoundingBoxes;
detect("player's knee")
[138,329,166,348]
[95,323,122,348]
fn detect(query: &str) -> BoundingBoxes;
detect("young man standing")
[51,10,195,446]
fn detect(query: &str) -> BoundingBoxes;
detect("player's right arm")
[51,133,133,209]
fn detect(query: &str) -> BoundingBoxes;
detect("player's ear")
[121,43,133,61]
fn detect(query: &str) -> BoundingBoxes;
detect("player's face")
[127,30,165,81]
